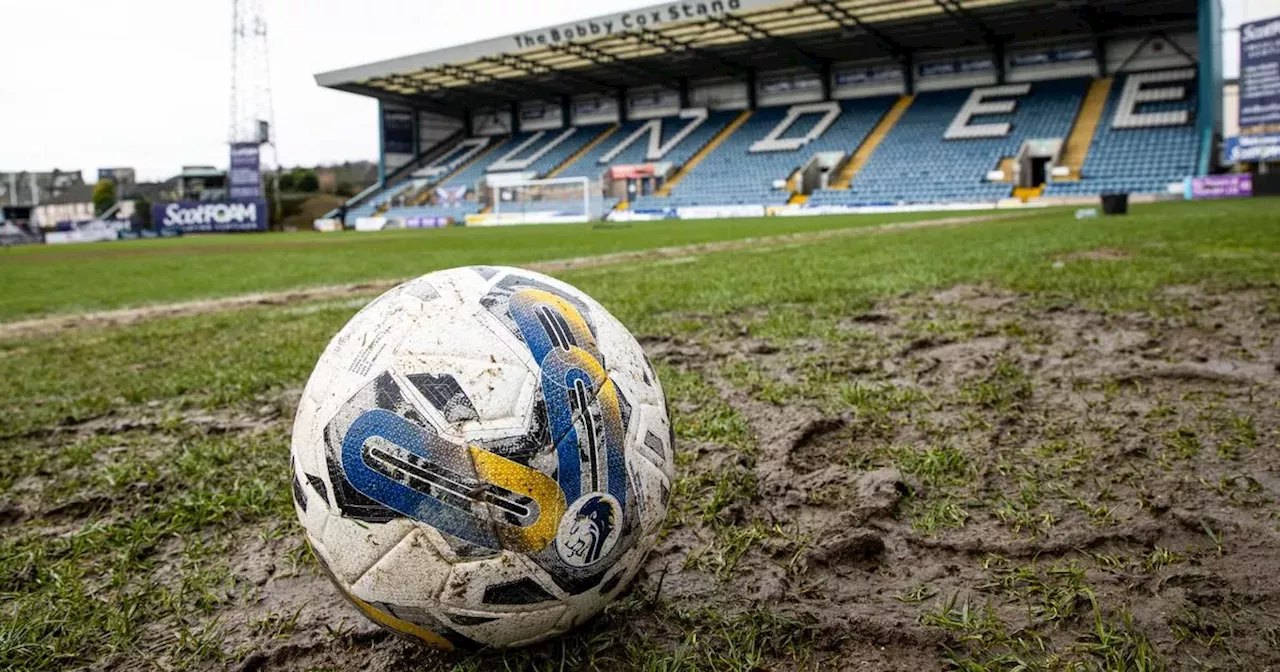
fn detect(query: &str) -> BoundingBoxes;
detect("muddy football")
[290,267,674,648]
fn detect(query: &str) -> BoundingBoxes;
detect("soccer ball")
[290,266,674,649]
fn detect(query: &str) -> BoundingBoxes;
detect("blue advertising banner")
[1240,16,1280,131]
[382,108,415,155]
[153,200,268,233]
[1225,134,1280,162]
[228,143,262,200]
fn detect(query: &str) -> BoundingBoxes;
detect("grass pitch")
[0,209,987,322]
[2,198,1279,671]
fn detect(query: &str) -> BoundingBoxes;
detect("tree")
[277,170,296,192]
[92,180,116,216]
[132,197,152,229]
[296,169,320,193]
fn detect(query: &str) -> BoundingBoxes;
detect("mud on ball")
[289,266,674,649]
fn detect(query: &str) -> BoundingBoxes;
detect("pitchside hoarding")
[153,200,268,233]
[1225,134,1280,162]
[1236,15,1280,162]
[229,143,263,200]
[1240,16,1280,131]
[1187,175,1253,199]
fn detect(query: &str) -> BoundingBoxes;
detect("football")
[289,266,674,649]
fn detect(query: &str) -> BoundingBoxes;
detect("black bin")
[1100,193,1129,215]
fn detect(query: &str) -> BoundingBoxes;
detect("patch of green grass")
[961,356,1032,413]
[906,497,971,535]
[890,444,971,488]
[1162,426,1202,460]
[658,364,755,453]
[0,211,976,321]
[686,521,771,580]
[925,585,1163,670]
[1218,414,1257,459]
[721,359,799,405]
[0,427,292,671]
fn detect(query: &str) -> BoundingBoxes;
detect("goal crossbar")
[491,176,591,224]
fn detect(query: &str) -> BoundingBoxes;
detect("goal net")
[490,176,600,224]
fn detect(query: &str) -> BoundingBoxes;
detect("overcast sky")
[1,0,1276,181]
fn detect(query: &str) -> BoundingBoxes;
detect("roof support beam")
[929,0,997,44]
[627,29,751,77]
[367,71,510,112]
[434,63,558,104]
[805,0,904,59]
[545,43,685,91]
[486,53,616,94]
[707,14,825,71]
[903,53,915,95]
[1068,2,1109,77]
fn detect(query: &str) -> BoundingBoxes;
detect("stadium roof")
[316,0,1197,115]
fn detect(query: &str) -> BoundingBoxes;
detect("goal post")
[490,176,595,224]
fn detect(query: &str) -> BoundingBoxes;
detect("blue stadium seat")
[1043,72,1199,197]
[516,125,612,177]
[556,112,739,181]
[810,78,1088,207]
[633,98,897,210]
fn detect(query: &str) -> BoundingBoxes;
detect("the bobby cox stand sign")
[153,200,268,233]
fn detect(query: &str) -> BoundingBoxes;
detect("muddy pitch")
[64,282,1280,670]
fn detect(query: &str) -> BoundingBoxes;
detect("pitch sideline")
[0,212,1031,340]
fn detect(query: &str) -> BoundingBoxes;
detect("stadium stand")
[317,0,1223,226]
[1045,71,1199,197]
[633,98,898,209]
[555,112,739,181]
[342,70,1203,224]
[809,79,1089,206]
[346,126,621,225]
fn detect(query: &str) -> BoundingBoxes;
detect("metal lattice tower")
[229,0,277,157]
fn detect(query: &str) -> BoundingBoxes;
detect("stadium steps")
[788,193,809,205]
[655,110,753,196]
[829,95,914,189]
[1056,78,1113,181]
[544,125,619,179]
[411,138,507,205]
[1013,185,1045,202]
[993,157,1017,183]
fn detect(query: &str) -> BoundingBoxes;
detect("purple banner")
[404,216,449,228]
[1189,175,1253,200]
[228,143,262,200]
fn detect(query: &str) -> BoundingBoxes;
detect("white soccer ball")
[290,266,674,649]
